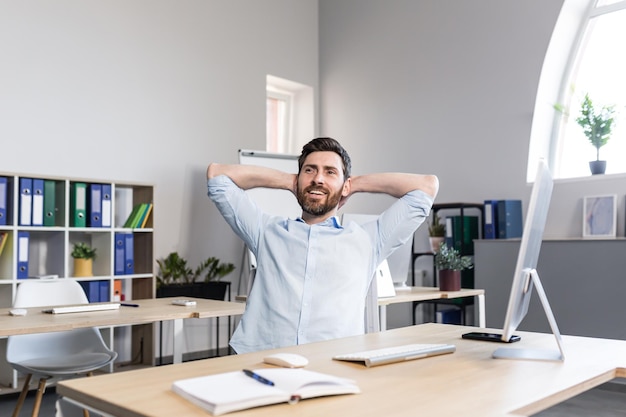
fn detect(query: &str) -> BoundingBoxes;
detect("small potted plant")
[434,242,473,291]
[71,242,97,277]
[575,93,616,175]
[428,214,446,253]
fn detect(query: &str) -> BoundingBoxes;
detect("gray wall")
[318,0,626,254]
[0,0,319,273]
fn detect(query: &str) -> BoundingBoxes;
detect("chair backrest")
[7,279,116,376]
[13,279,88,308]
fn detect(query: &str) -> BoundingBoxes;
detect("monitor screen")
[494,159,564,361]
[501,159,553,340]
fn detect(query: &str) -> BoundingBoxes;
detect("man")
[207,137,438,353]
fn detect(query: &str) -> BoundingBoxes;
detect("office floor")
[0,381,625,417]
[534,380,626,417]
[0,387,104,417]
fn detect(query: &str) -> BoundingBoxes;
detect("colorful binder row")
[114,232,134,275]
[123,203,153,229]
[70,182,112,228]
[1,177,114,228]
[483,199,523,239]
[15,178,63,227]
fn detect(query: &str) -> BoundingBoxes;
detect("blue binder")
[80,281,100,302]
[32,179,44,226]
[483,200,499,239]
[497,199,523,239]
[99,280,110,302]
[17,231,30,279]
[124,233,134,275]
[114,233,126,275]
[88,183,103,227]
[19,178,33,226]
[101,184,112,228]
[0,176,7,225]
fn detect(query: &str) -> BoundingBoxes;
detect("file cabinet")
[0,172,155,389]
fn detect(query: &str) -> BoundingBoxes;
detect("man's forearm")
[207,163,295,191]
[349,173,439,199]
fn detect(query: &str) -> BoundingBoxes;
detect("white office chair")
[7,279,117,417]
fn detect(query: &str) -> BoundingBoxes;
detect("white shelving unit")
[0,172,155,389]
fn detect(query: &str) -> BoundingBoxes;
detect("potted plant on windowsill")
[576,93,616,175]
[71,242,97,277]
[156,252,236,300]
[433,242,473,292]
[428,214,446,253]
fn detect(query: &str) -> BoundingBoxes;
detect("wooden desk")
[377,287,485,330]
[0,297,245,364]
[57,323,626,417]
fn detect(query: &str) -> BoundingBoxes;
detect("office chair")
[6,279,117,417]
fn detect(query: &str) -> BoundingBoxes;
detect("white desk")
[377,286,485,330]
[0,297,245,365]
[58,323,626,417]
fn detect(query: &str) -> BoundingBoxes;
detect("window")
[266,75,315,154]
[529,0,626,180]
[266,87,292,154]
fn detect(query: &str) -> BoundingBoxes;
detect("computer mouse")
[9,308,27,316]
[263,353,309,368]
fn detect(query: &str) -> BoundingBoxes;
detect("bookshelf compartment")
[26,230,65,278]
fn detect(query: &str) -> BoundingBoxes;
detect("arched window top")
[528,0,626,181]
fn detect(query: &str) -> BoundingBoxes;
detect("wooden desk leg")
[477,294,486,328]
[379,306,387,332]
[173,318,183,364]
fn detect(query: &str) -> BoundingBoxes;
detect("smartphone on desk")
[462,332,521,343]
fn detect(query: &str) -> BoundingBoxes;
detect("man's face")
[296,151,349,218]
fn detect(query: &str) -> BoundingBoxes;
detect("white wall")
[318,0,626,250]
[0,0,319,275]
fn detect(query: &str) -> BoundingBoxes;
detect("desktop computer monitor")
[492,159,565,361]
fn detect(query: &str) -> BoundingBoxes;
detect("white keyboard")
[42,302,121,314]
[333,343,456,367]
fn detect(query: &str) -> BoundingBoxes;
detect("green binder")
[70,182,87,227]
[43,180,57,227]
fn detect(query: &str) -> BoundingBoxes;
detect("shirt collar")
[295,216,343,229]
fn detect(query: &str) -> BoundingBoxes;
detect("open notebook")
[42,302,121,314]
[172,368,360,415]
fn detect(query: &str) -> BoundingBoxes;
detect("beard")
[296,184,343,217]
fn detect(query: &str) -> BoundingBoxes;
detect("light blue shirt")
[208,175,433,353]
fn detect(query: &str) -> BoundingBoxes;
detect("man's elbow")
[207,163,221,180]
[424,175,439,199]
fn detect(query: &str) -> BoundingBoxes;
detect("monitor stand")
[394,281,411,291]
[493,269,565,362]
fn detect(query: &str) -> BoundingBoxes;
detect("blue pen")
[121,303,140,307]
[243,369,274,386]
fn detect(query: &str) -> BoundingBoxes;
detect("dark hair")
[298,137,352,179]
